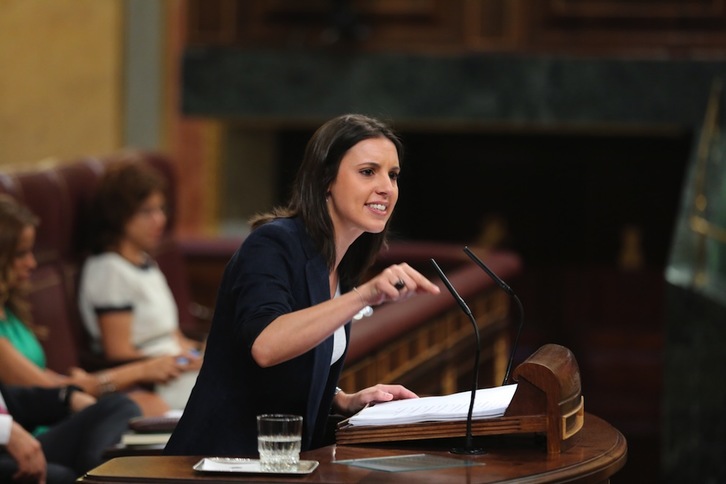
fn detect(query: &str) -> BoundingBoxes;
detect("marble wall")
[181,49,726,127]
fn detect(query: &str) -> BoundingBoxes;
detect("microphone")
[463,246,524,386]
[430,258,485,455]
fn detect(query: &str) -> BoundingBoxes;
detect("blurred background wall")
[0,1,123,165]
[0,0,220,234]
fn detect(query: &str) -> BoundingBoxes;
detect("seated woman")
[78,156,202,412]
[0,382,140,484]
[0,194,183,416]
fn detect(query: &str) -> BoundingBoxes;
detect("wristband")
[60,384,83,409]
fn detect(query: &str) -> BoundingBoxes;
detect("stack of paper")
[121,432,172,446]
[347,384,517,427]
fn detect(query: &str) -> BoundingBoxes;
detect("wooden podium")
[336,344,585,454]
[80,414,626,483]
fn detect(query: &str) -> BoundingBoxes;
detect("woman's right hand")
[6,422,47,484]
[67,366,103,395]
[355,263,440,307]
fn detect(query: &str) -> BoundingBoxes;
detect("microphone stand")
[502,295,524,385]
[430,259,486,455]
[463,246,525,386]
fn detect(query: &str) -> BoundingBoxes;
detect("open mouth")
[366,203,387,214]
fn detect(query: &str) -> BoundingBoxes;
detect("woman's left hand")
[333,383,418,416]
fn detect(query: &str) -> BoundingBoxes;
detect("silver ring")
[394,279,405,290]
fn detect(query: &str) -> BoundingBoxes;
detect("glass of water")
[257,414,303,472]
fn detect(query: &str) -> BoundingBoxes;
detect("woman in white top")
[78,156,202,413]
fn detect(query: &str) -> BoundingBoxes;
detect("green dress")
[0,307,46,369]
[0,307,49,434]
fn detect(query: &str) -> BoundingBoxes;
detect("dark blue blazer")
[165,218,350,456]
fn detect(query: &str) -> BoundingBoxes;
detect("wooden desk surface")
[80,414,626,483]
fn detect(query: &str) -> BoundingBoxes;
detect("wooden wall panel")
[463,0,525,52]
[186,0,239,45]
[188,0,469,51]
[186,0,726,56]
[528,0,726,55]
[549,0,724,20]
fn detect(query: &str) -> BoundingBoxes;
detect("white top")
[0,391,11,445]
[78,252,181,357]
[330,284,347,365]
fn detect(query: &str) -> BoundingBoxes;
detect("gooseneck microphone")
[430,258,486,455]
[463,246,524,386]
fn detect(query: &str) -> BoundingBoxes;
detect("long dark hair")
[250,114,404,288]
[0,195,39,326]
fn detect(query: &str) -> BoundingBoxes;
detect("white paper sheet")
[347,384,517,426]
